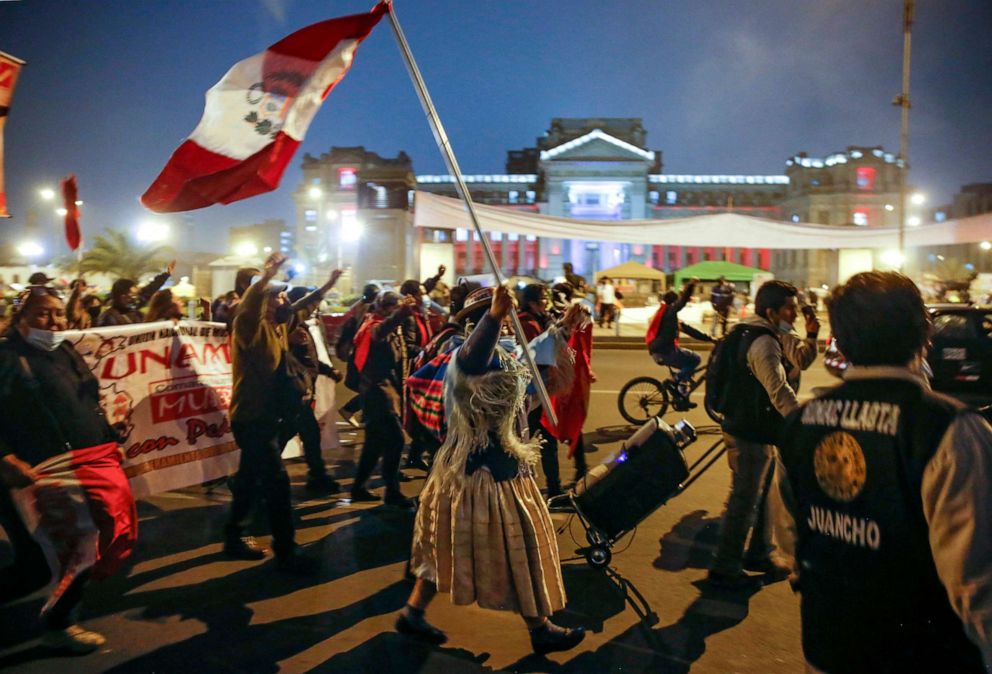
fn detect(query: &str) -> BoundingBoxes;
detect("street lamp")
[234,241,258,258]
[907,216,921,227]
[981,241,991,251]
[308,186,323,199]
[17,240,45,259]
[55,207,68,217]
[910,192,926,206]
[136,220,171,243]
[38,187,55,201]
[881,249,905,268]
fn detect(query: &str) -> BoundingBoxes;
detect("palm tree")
[75,230,171,280]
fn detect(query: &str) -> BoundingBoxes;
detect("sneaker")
[275,547,320,575]
[530,623,586,655]
[396,611,448,645]
[338,409,361,429]
[305,475,340,495]
[223,535,268,560]
[706,569,760,589]
[40,625,107,654]
[349,488,381,503]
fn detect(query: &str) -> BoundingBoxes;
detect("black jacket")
[0,331,117,466]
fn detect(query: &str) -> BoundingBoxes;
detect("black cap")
[28,272,54,285]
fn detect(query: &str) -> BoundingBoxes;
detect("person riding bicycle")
[646,280,711,407]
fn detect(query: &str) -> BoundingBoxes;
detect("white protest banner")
[64,321,239,498]
[65,320,341,498]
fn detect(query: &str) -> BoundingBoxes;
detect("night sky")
[2,0,990,256]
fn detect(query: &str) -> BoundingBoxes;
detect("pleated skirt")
[410,468,567,618]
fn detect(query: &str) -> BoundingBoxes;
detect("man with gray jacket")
[708,280,818,587]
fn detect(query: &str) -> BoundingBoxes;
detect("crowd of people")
[0,255,989,670]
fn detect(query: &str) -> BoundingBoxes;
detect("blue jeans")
[652,347,700,383]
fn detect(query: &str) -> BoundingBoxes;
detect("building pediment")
[540,129,655,163]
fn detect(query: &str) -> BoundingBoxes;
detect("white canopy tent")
[413,191,991,249]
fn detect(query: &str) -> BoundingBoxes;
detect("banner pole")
[386,4,558,427]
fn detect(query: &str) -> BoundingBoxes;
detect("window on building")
[525,190,536,203]
[338,167,357,189]
[311,178,321,185]
[935,211,947,222]
[492,231,502,241]
[852,208,870,227]
[649,190,659,204]
[856,167,876,191]
[304,209,317,222]
[508,190,519,204]
[791,214,800,223]
[665,190,678,205]
[526,235,537,242]
[455,229,468,242]
[508,233,519,241]
[305,225,317,232]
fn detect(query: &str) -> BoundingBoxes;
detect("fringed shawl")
[431,326,573,490]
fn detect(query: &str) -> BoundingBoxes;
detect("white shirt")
[597,282,616,305]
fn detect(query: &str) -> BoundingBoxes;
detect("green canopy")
[673,260,768,288]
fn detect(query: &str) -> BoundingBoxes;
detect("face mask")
[86,306,101,321]
[421,295,431,311]
[26,327,65,351]
[778,320,793,334]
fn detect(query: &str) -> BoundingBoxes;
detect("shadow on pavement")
[556,579,762,674]
[653,509,722,572]
[311,631,494,673]
[101,580,411,673]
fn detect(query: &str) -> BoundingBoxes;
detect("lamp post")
[894,0,914,265]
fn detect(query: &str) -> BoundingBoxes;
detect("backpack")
[704,323,776,416]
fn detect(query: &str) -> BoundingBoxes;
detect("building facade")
[291,118,918,290]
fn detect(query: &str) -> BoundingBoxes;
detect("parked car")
[821,305,992,406]
[926,305,992,404]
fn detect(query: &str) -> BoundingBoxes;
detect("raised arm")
[457,285,514,375]
[137,260,175,309]
[233,253,285,345]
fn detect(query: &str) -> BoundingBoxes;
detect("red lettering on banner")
[99,343,232,379]
[102,352,137,380]
[125,435,181,459]
[150,386,231,423]
[186,417,232,445]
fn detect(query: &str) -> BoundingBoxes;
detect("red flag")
[543,322,594,452]
[0,50,26,218]
[10,443,137,613]
[141,2,389,213]
[61,174,82,250]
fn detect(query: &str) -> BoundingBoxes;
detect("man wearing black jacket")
[350,291,417,508]
[648,280,709,407]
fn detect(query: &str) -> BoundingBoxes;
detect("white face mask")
[421,295,432,311]
[25,327,66,351]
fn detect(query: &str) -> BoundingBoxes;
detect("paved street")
[0,347,840,674]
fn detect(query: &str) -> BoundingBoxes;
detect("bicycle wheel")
[618,376,669,425]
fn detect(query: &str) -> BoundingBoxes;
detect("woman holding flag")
[398,285,587,655]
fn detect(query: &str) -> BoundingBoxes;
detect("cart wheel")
[617,376,669,425]
[585,546,612,569]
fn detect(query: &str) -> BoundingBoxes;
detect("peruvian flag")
[10,443,138,613]
[61,174,82,250]
[141,1,389,213]
[543,322,593,452]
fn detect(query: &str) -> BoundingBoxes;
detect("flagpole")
[386,4,558,428]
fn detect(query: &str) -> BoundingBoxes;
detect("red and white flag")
[0,50,25,218]
[10,443,138,613]
[61,174,82,250]
[141,2,389,213]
